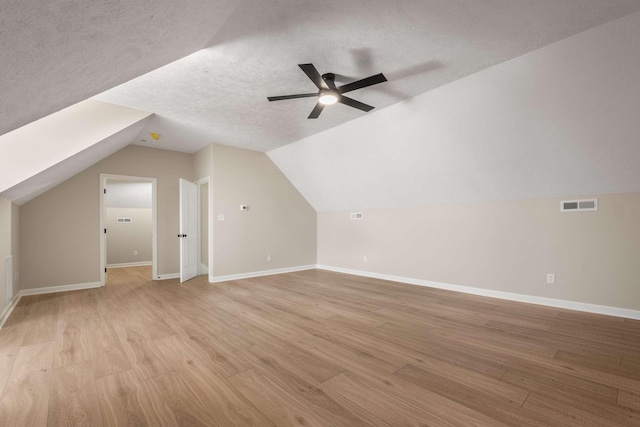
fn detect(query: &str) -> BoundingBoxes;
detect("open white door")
[179,179,198,283]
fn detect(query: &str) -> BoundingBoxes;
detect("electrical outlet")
[133,250,138,256]
[218,214,225,221]
[240,205,248,211]
[547,273,555,284]
[267,254,272,262]
[363,255,368,263]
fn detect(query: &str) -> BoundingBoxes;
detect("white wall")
[269,11,640,212]
[269,11,640,314]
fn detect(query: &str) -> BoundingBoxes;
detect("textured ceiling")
[2,0,640,208]
[94,0,640,152]
[268,11,640,212]
[0,0,241,137]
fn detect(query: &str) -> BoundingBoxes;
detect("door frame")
[195,177,212,278]
[100,173,158,285]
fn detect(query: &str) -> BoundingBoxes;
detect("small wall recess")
[116,217,132,223]
[350,212,363,220]
[561,198,598,212]
[240,205,248,211]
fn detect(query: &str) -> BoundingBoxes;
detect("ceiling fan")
[267,63,387,119]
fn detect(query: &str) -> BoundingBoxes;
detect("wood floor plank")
[394,363,564,427]
[1,267,639,426]
[502,368,640,425]
[96,369,159,427]
[618,389,640,412]
[0,324,25,398]
[53,312,91,368]
[162,317,252,377]
[0,342,54,427]
[141,371,218,427]
[328,367,510,427]
[155,335,274,426]
[21,295,60,346]
[241,346,386,426]
[524,393,628,427]
[323,370,458,427]
[112,321,173,382]
[500,365,619,403]
[48,361,103,426]
[229,369,333,427]
[246,339,346,385]
[87,317,132,379]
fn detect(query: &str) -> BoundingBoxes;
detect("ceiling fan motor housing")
[321,73,336,84]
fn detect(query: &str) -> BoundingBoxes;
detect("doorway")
[100,174,157,285]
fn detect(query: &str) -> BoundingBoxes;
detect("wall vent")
[350,212,363,220]
[117,217,133,223]
[561,198,598,212]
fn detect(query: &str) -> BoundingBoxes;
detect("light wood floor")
[0,267,639,426]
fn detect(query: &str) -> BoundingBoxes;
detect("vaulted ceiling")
[2,0,640,208]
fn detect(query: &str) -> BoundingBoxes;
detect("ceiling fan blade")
[338,95,374,112]
[308,102,325,119]
[299,64,329,90]
[338,73,387,94]
[267,93,317,102]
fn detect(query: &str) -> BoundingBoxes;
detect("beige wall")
[106,207,152,265]
[212,144,316,277]
[20,145,193,289]
[193,144,213,181]
[0,197,19,315]
[319,192,640,311]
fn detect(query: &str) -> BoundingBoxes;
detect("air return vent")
[117,217,132,223]
[561,198,598,212]
[350,212,363,220]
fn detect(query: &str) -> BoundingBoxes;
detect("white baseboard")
[0,293,21,328]
[107,261,152,269]
[209,265,316,283]
[156,273,180,280]
[316,265,640,321]
[0,281,103,328]
[19,281,103,297]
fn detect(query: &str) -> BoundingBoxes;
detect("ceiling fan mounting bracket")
[321,73,335,83]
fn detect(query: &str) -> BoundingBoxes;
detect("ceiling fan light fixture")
[318,90,338,105]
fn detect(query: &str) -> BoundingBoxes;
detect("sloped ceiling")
[0,100,152,204]
[2,1,640,209]
[94,0,640,152]
[269,11,640,212]
[0,0,241,136]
